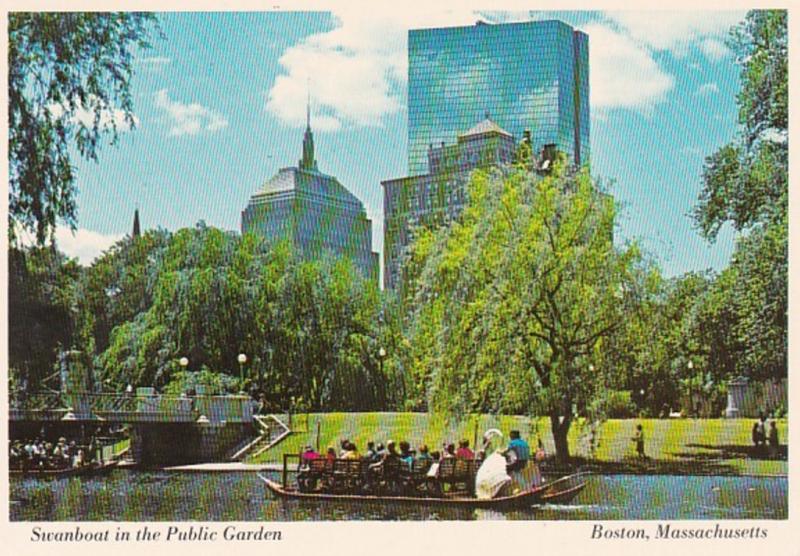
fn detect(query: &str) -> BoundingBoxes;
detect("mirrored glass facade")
[408,20,589,175]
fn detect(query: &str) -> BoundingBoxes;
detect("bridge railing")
[10,391,256,424]
[9,392,64,411]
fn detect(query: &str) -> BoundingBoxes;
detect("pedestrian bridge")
[9,392,254,424]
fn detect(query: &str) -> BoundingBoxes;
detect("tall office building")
[383,117,517,290]
[241,107,379,282]
[407,20,589,175]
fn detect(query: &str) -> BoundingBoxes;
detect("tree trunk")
[550,413,572,463]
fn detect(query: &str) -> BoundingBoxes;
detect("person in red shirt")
[301,445,320,465]
[455,439,474,460]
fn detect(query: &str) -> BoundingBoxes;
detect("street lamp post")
[378,347,386,376]
[238,353,247,394]
[687,360,696,417]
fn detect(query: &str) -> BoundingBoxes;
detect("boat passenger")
[368,440,400,481]
[342,442,360,460]
[456,439,474,460]
[398,441,414,468]
[73,449,86,469]
[301,445,320,466]
[385,441,399,459]
[339,439,351,458]
[365,441,379,462]
[442,443,456,459]
[416,444,433,463]
[326,447,337,463]
[376,442,387,458]
[506,430,530,472]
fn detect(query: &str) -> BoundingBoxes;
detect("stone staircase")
[229,414,292,461]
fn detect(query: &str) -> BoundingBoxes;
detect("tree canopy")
[693,10,787,240]
[692,9,787,382]
[403,160,643,460]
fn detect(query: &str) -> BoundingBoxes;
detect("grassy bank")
[249,413,788,476]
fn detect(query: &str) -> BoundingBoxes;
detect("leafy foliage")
[403,160,643,460]
[694,10,787,239]
[9,13,159,244]
[162,370,239,396]
[8,246,81,391]
[690,9,787,383]
[89,224,397,410]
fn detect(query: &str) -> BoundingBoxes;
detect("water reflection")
[10,471,787,521]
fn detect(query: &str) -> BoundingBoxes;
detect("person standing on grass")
[768,421,780,458]
[752,422,761,450]
[756,412,767,448]
[632,424,646,459]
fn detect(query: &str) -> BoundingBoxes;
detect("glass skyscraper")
[407,20,589,175]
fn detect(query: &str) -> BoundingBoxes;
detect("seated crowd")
[9,437,92,471]
[297,436,500,496]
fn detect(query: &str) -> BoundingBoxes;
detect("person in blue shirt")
[506,430,530,472]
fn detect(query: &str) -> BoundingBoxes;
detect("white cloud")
[583,23,674,114]
[699,38,730,61]
[55,226,124,266]
[265,7,480,130]
[268,10,739,127]
[48,97,138,132]
[604,11,744,56]
[153,89,228,136]
[696,82,720,96]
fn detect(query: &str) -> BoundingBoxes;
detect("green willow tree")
[93,224,396,410]
[9,13,159,244]
[405,160,642,461]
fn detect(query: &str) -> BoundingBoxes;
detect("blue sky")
[54,9,746,277]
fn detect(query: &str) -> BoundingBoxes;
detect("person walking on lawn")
[632,424,646,459]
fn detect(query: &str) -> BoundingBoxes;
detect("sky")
[54,9,746,277]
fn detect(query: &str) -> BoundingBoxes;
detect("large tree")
[692,10,787,382]
[9,13,158,244]
[95,224,396,410]
[405,161,642,461]
[8,246,82,392]
[693,10,787,239]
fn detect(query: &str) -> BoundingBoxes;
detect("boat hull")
[258,472,586,510]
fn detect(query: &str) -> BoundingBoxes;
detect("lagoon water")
[10,471,787,521]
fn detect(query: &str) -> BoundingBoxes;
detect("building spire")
[299,82,318,171]
[132,207,141,238]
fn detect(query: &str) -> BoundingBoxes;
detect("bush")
[162,368,238,396]
[604,390,636,418]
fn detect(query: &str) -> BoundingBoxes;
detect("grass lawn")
[249,413,787,476]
